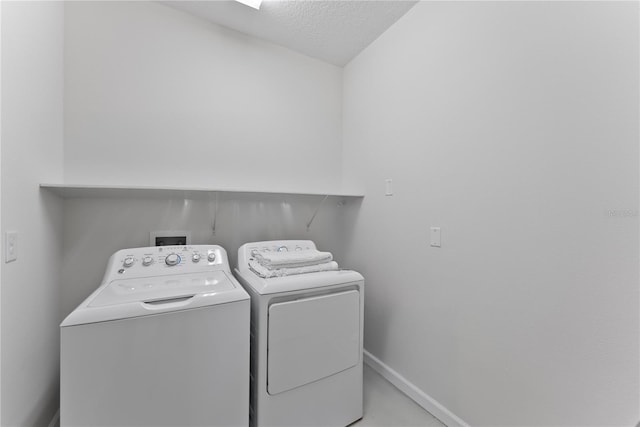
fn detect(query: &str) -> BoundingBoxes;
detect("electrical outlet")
[5,231,18,262]
[430,227,441,248]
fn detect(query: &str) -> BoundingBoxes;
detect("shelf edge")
[40,183,365,199]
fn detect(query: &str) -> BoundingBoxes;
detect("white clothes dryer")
[234,240,364,427]
[61,245,250,427]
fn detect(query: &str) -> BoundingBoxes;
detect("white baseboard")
[48,408,60,427]
[364,349,469,427]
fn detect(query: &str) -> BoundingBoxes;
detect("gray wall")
[1,2,65,425]
[342,2,639,425]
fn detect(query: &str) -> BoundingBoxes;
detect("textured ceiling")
[162,0,418,66]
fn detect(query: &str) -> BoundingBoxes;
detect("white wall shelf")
[40,183,365,199]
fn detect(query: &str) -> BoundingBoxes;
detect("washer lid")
[61,271,248,327]
[89,271,233,307]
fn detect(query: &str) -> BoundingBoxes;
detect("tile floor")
[354,364,446,427]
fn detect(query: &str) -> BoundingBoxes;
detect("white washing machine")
[61,245,250,427]
[234,240,364,427]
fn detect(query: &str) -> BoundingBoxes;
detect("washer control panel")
[105,245,227,281]
[248,242,313,257]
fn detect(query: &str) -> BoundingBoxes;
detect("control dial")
[123,257,135,268]
[192,253,201,263]
[277,246,288,252]
[165,253,180,266]
[207,252,216,263]
[142,256,153,266]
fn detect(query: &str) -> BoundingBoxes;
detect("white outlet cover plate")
[5,231,18,262]
[385,179,393,196]
[430,227,441,248]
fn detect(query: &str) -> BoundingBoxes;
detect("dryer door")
[267,290,360,395]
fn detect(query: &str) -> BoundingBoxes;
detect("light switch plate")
[5,231,18,262]
[430,227,441,248]
[385,179,393,196]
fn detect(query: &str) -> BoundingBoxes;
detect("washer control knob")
[142,256,153,266]
[277,246,288,252]
[123,257,135,268]
[165,253,180,266]
[192,253,201,263]
[207,252,216,263]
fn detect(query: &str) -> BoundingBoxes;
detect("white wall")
[342,2,639,426]
[64,1,343,193]
[1,2,65,426]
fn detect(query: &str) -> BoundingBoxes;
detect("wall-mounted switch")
[430,227,441,248]
[5,231,18,262]
[385,179,393,196]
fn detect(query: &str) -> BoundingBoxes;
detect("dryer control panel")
[238,240,317,267]
[104,245,230,282]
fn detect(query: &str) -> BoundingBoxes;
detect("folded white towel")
[248,259,339,278]
[253,249,333,269]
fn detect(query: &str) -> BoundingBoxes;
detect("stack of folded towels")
[249,249,339,278]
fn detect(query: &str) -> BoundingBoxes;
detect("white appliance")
[61,245,250,427]
[234,240,364,427]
